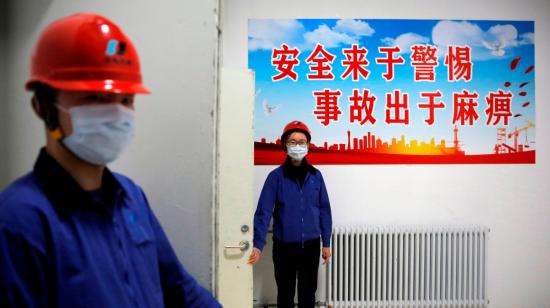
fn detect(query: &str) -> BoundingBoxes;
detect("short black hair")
[33,83,59,130]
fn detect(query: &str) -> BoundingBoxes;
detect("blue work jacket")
[253,159,332,251]
[0,149,221,308]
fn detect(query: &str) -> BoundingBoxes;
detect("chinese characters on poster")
[249,19,535,164]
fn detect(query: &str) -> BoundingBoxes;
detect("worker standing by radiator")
[0,13,220,307]
[248,120,333,308]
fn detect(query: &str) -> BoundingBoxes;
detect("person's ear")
[32,93,61,134]
[31,96,44,119]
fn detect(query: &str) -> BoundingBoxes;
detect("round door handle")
[224,240,250,251]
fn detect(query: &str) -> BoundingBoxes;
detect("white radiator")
[326,226,489,308]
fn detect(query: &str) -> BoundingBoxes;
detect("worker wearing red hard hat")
[248,120,333,308]
[0,13,220,307]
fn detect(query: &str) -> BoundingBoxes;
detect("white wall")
[0,1,9,187]
[0,0,219,289]
[221,0,550,307]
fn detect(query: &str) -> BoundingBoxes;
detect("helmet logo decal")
[105,39,126,56]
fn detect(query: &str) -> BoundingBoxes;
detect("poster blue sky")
[249,19,535,164]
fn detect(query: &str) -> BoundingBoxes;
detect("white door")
[214,68,255,307]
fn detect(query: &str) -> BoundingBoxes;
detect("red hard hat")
[282,120,311,142]
[26,13,150,94]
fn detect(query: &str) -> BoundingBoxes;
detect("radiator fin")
[326,226,489,308]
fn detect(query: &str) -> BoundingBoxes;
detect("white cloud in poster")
[333,19,375,37]
[304,24,357,48]
[248,19,533,58]
[488,24,518,46]
[519,32,534,45]
[432,20,485,47]
[381,32,430,53]
[304,19,375,49]
[248,19,305,51]
[432,20,533,60]
[249,19,377,51]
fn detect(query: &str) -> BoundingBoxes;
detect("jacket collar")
[282,155,317,178]
[33,148,125,216]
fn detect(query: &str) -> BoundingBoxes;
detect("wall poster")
[249,19,535,164]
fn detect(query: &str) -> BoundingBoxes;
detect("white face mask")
[57,103,135,165]
[287,144,308,161]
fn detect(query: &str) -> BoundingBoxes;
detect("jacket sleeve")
[0,225,52,308]
[253,172,278,251]
[142,191,221,308]
[318,172,333,248]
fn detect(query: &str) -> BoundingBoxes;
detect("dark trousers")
[272,237,320,308]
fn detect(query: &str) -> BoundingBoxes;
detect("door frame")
[213,68,255,307]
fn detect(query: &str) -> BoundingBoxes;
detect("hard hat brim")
[26,79,151,94]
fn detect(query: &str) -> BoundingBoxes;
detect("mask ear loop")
[49,127,64,141]
[49,104,70,141]
[34,85,65,141]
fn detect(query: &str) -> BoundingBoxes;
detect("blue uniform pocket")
[123,208,152,246]
[310,185,321,206]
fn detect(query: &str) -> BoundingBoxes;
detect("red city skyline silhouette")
[254,125,535,165]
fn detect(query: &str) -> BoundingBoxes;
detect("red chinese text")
[418,91,445,125]
[349,89,377,125]
[375,46,405,81]
[313,89,342,126]
[385,90,409,125]
[445,45,473,82]
[305,44,336,80]
[485,90,513,125]
[271,43,300,81]
[341,44,370,81]
[452,90,479,126]
[410,45,439,81]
